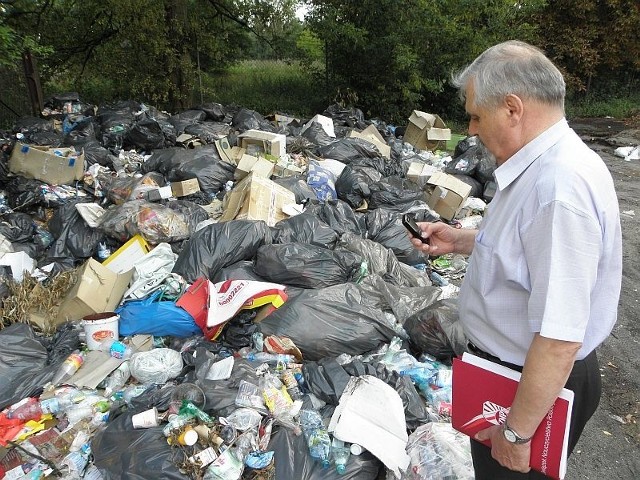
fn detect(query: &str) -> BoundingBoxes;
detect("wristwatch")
[502,421,533,444]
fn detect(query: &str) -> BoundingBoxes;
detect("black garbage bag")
[453,135,477,158]
[96,100,140,151]
[183,121,231,144]
[302,357,353,406]
[322,104,366,128]
[63,116,98,146]
[258,282,397,361]
[172,220,272,283]
[301,121,335,147]
[269,418,382,480]
[78,140,115,168]
[253,243,363,289]
[25,131,64,146]
[219,309,259,350]
[141,146,185,175]
[47,200,104,259]
[404,298,468,364]
[444,152,480,176]
[272,176,316,204]
[3,177,43,210]
[474,154,497,185]
[193,348,260,417]
[169,109,207,135]
[272,213,339,249]
[166,145,236,195]
[125,117,166,151]
[196,102,227,121]
[97,199,205,244]
[316,137,384,163]
[368,176,426,211]
[0,323,81,410]
[12,116,55,135]
[335,163,382,208]
[231,108,275,132]
[0,212,34,242]
[211,260,267,283]
[92,408,185,480]
[303,199,366,236]
[336,232,431,287]
[365,209,427,265]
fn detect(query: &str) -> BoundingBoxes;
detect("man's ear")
[504,94,524,125]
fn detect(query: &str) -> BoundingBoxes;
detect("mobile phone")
[402,214,429,244]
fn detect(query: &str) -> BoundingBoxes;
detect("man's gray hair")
[452,40,565,110]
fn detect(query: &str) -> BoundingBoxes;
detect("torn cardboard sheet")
[329,375,410,477]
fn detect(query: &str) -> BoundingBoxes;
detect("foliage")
[304,0,545,123]
[533,0,640,93]
[202,59,326,117]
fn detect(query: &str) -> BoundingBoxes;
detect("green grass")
[566,91,640,120]
[201,60,327,118]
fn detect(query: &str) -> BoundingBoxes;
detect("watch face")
[504,428,517,443]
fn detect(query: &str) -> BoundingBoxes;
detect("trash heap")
[0,93,496,480]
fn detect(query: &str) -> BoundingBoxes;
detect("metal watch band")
[502,421,533,444]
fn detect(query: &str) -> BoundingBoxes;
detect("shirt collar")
[494,118,570,190]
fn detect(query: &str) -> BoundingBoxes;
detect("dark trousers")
[469,349,602,480]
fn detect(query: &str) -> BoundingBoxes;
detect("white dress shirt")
[459,119,622,366]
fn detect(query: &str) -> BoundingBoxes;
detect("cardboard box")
[403,111,451,151]
[235,154,275,180]
[214,137,236,164]
[220,172,296,226]
[176,133,202,149]
[171,178,200,197]
[348,124,391,158]
[102,234,151,274]
[56,258,134,322]
[273,158,304,178]
[238,130,286,159]
[407,162,438,186]
[9,142,85,185]
[426,171,472,221]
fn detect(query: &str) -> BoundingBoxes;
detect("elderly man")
[410,40,622,479]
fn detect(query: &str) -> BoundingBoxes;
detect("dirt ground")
[564,117,640,479]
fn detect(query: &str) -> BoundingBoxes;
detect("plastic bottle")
[103,361,131,397]
[245,352,295,364]
[98,339,135,360]
[51,350,85,386]
[381,336,403,364]
[299,409,331,468]
[5,397,59,420]
[65,405,94,424]
[332,439,351,475]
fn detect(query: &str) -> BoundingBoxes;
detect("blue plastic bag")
[116,291,201,337]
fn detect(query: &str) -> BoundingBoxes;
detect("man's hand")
[474,424,532,473]
[408,221,477,256]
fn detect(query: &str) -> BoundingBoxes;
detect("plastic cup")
[132,407,160,428]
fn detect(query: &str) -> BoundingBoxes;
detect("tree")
[305,0,544,122]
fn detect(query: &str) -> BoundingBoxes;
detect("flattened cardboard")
[9,142,85,185]
[403,111,451,151]
[220,173,295,226]
[56,258,133,322]
[348,125,391,159]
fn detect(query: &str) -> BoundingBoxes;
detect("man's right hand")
[409,222,477,256]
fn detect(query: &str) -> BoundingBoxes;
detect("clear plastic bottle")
[245,352,295,364]
[51,350,85,386]
[299,409,331,468]
[5,397,58,420]
[103,361,131,397]
[331,438,351,475]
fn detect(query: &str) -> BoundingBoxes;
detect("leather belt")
[467,340,501,363]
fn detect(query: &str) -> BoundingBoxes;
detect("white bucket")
[82,312,119,350]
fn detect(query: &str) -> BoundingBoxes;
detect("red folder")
[452,353,574,480]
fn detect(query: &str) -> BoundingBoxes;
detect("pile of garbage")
[0,93,496,479]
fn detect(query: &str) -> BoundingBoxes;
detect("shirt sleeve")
[522,200,602,342]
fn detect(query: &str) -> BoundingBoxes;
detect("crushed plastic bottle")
[103,361,131,397]
[299,408,331,468]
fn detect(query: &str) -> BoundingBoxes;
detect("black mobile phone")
[402,214,429,244]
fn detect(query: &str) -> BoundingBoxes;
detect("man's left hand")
[474,424,532,473]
